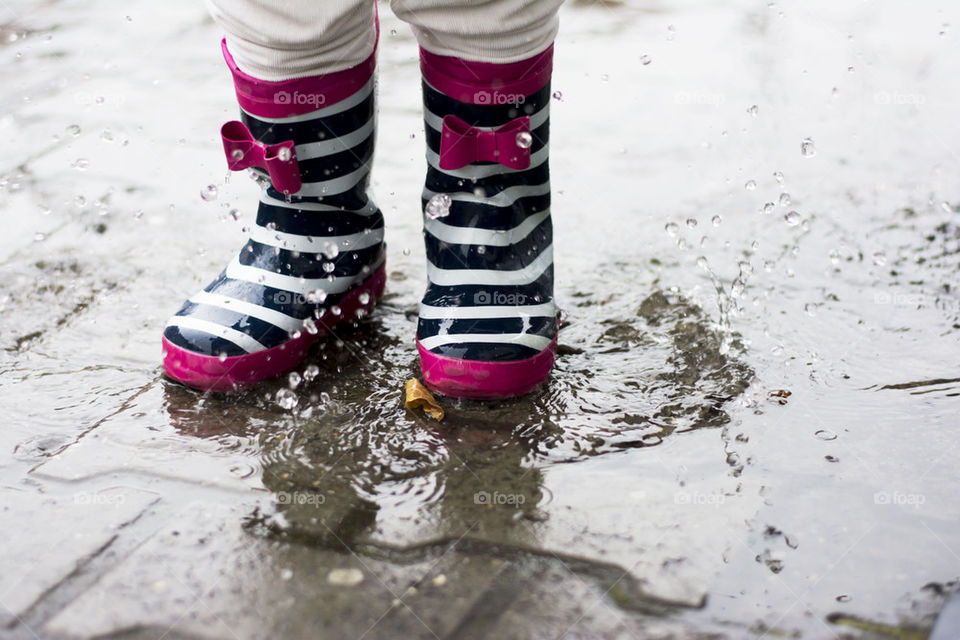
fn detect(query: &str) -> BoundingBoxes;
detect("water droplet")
[306,289,327,304]
[773,171,785,184]
[231,149,244,162]
[836,594,851,603]
[288,371,302,389]
[814,429,837,441]
[275,388,298,410]
[390,28,398,36]
[664,222,679,236]
[640,54,652,66]
[552,90,563,101]
[200,184,218,201]
[402,248,411,256]
[800,137,816,157]
[303,318,318,335]
[784,211,801,226]
[425,193,452,219]
[330,305,342,316]
[685,217,698,228]
[746,104,759,116]
[277,146,292,162]
[473,186,486,198]
[327,568,364,586]
[358,292,370,305]
[745,179,757,191]
[761,202,776,215]
[847,65,855,73]
[217,352,227,363]
[779,192,791,206]
[281,568,294,581]
[804,303,817,316]
[600,73,609,82]
[696,256,709,269]
[515,131,533,149]
[303,364,320,381]
[711,215,722,226]
[100,129,114,143]
[872,252,887,266]
[66,124,81,137]
[321,240,340,259]
[70,158,89,171]
[322,262,335,273]
[476,245,487,255]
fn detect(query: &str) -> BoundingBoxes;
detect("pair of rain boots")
[162,42,557,399]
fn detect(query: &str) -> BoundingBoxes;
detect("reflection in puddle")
[165,289,753,551]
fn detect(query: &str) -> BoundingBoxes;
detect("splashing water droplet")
[639,54,652,66]
[773,171,785,184]
[872,252,887,266]
[306,289,327,304]
[761,202,776,215]
[200,184,218,201]
[664,222,679,237]
[330,305,342,316]
[515,131,533,149]
[745,179,757,191]
[321,241,340,259]
[476,245,487,255]
[784,211,801,226]
[303,364,320,381]
[390,28,398,36]
[425,193,452,219]
[322,262,335,273]
[696,256,709,270]
[814,428,837,440]
[275,388,298,410]
[712,215,722,226]
[358,292,370,305]
[552,90,563,101]
[746,104,759,116]
[277,146,292,162]
[231,149,244,162]
[302,318,318,335]
[800,138,816,157]
[685,218,698,228]
[71,158,89,170]
[66,124,81,137]
[804,303,817,316]
[218,352,227,363]
[288,371,302,389]
[779,192,791,206]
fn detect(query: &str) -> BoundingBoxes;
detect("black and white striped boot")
[415,46,558,398]
[162,42,386,392]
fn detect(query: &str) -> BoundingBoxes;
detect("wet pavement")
[2,0,960,638]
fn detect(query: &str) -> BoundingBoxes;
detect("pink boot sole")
[417,336,557,399]
[162,265,386,392]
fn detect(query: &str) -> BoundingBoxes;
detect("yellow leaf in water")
[404,378,445,421]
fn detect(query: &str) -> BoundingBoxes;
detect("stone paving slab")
[0,485,159,627]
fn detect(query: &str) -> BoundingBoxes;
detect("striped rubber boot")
[162,41,386,392]
[416,46,558,399]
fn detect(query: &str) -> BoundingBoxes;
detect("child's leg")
[392,0,563,398]
[204,0,377,80]
[163,0,386,392]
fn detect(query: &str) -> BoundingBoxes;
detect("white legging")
[204,0,563,81]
